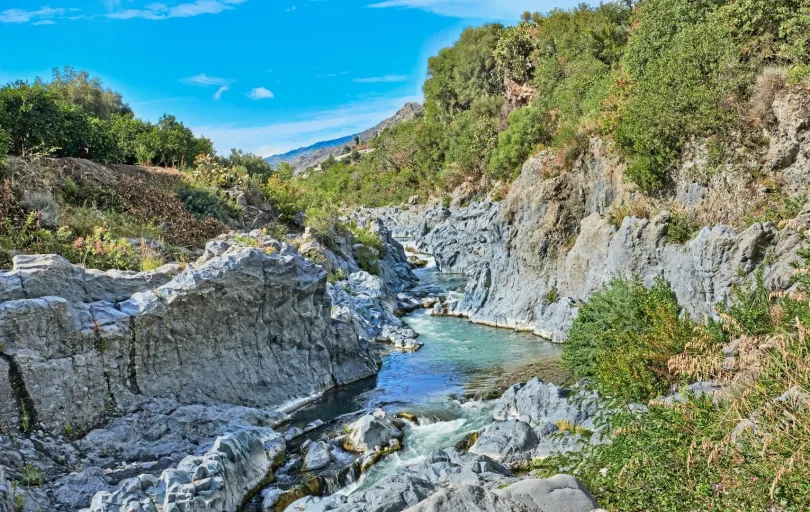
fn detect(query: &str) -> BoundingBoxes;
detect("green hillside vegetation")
[271,0,810,209]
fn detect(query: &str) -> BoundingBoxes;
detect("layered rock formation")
[0,241,377,434]
[372,88,810,342]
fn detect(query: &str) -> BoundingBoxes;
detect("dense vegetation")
[274,0,810,210]
[0,68,279,269]
[536,262,810,510]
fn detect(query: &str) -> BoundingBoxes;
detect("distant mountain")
[265,102,423,173]
[264,134,355,170]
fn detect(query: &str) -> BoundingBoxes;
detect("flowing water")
[285,255,563,496]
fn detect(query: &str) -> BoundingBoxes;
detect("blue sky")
[0,0,586,156]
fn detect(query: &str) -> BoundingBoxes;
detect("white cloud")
[180,73,234,99]
[367,0,572,19]
[193,95,420,156]
[180,73,231,87]
[248,87,274,100]
[0,6,67,24]
[353,74,408,83]
[213,85,229,100]
[32,19,57,25]
[107,0,247,20]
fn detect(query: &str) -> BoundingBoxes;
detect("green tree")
[46,66,130,119]
[424,24,505,123]
[0,81,63,155]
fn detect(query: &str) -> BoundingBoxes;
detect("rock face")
[374,157,809,343]
[0,241,378,434]
[88,427,284,511]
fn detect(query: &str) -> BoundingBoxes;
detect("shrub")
[72,227,138,271]
[488,104,550,181]
[666,211,700,244]
[350,223,385,256]
[607,198,652,228]
[563,277,695,403]
[19,464,43,487]
[539,255,810,511]
[138,242,164,272]
[174,182,241,223]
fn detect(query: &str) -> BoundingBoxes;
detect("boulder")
[493,379,595,428]
[343,409,403,453]
[404,485,532,512]
[493,475,599,512]
[469,420,539,464]
[303,441,334,471]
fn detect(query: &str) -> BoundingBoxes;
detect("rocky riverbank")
[0,222,425,511]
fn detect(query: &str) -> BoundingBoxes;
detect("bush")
[666,211,700,244]
[489,104,550,181]
[615,14,743,192]
[72,227,138,271]
[563,277,695,403]
[424,24,504,123]
[174,182,241,223]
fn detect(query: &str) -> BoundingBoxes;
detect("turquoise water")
[283,262,563,496]
[289,263,560,426]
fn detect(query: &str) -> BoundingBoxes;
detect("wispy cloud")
[353,74,408,83]
[180,73,231,87]
[0,6,73,24]
[194,95,420,156]
[107,0,247,20]
[248,87,274,100]
[367,0,558,19]
[179,73,234,99]
[213,85,229,100]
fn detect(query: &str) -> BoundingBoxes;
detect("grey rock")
[493,379,595,428]
[493,475,599,512]
[89,427,282,512]
[0,242,379,433]
[0,466,13,512]
[77,400,286,466]
[285,427,304,441]
[344,409,403,453]
[303,441,333,471]
[404,485,532,512]
[51,467,114,510]
[469,420,539,464]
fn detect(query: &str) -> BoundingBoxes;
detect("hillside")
[264,101,423,173]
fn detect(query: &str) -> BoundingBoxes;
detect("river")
[281,256,564,498]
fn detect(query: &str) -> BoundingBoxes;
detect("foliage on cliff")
[291,0,810,208]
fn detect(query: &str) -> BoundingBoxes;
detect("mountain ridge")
[264,101,423,173]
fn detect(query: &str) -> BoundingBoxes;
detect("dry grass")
[608,196,653,228]
[749,67,788,129]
